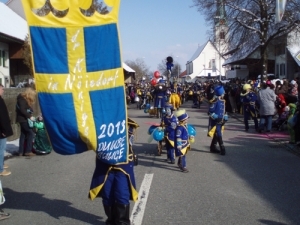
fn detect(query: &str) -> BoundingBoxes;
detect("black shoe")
[210,137,219,153]
[114,203,130,225]
[220,145,226,156]
[103,205,114,225]
[210,149,220,153]
[170,160,175,164]
[245,128,249,132]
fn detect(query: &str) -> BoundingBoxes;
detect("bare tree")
[192,0,300,79]
[125,58,150,82]
[22,35,33,76]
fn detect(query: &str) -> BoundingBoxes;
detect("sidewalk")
[5,139,19,159]
[228,111,300,156]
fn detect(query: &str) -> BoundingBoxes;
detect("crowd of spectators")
[124,76,300,147]
[222,77,300,145]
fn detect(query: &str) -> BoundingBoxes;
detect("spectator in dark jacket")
[0,84,13,176]
[16,88,36,156]
[0,84,12,220]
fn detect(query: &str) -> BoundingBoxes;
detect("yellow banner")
[22,0,129,164]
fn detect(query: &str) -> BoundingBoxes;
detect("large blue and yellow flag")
[21,0,129,165]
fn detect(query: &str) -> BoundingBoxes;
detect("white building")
[0,2,28,87]
[185,40,226,82]
[276,31,300,79]
[184,0,228,83]
[223,30,300,80]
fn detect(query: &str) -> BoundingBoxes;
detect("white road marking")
[130,173,154,225]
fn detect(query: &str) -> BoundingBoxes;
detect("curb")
[228,112,300,157]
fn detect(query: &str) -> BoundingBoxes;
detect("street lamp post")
[176,56,180,82]
[219,40,222,81]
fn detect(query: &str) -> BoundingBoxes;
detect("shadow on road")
[3,188,104,224]
[258,219,288,225]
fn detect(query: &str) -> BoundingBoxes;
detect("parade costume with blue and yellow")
[154,84,167,106]
[208,85,227,155]
[192,82,201,106]
[89,118,139,225]
[21,1,137,224]
[175,110,190,172]
[161,104,178,164]
[240,84,258,131]
[153,84,167,117]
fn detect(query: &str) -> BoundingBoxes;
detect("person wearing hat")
[206,80,217,102]
[89,118,139,225]
[153,83,167,118]
[161,104,178,164]
[208,85,227,155]
[174,109,191,172]
[192,81,201,107]
[240,83,259,132]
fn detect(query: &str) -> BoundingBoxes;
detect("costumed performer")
[240,84,259,132]
[161,103,178,164]
[153,83,167,118]
[175,109,191,173]
[208,85,228,155]
[89,118,139,225]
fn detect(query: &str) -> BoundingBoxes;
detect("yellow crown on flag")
[21,0,129,165]
[22,0,120,26]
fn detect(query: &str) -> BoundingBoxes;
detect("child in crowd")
[272,106,289,130]
[208,85,227,155]
[175,109,190,173]
[161,104,178,164]
[33,115,52,154]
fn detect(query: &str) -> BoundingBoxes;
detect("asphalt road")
[2,100,300,225]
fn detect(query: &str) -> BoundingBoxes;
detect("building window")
[187,62,190,74]
[188,62,193,74]
[2,51,8,67]
[280,63,285,75]
[220,30,225,40]
[275,44,285,56]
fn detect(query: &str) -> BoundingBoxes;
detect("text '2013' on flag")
[21,0,129,165]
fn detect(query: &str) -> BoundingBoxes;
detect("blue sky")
[119,0,208,72]
[0,0,209,72]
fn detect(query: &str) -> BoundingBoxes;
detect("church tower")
[214,0,229,55]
